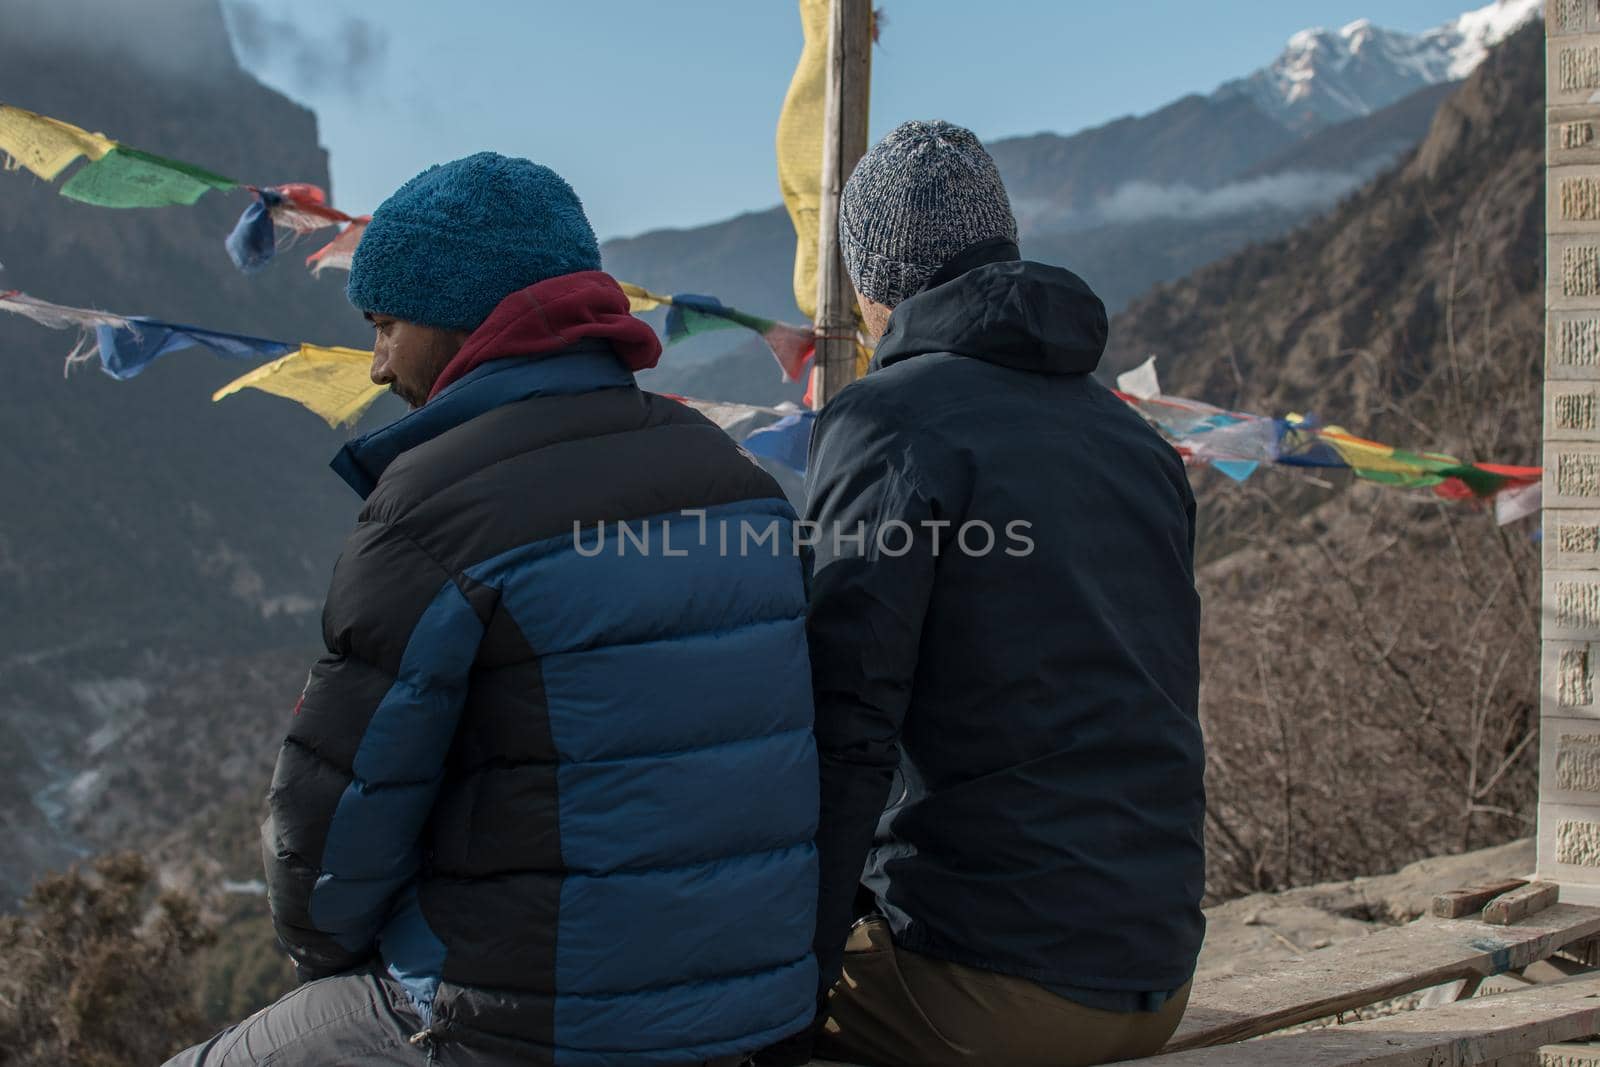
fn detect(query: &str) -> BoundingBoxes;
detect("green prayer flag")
[1437,463,1513,497]
[60,146,236,208]
[664,296,779,347]
[667,306,745,344]
[1350,469,1446,489]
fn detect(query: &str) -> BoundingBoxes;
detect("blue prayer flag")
[94,318,296,380]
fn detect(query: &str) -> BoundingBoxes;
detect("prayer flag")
[227,184,353,273]
[0,290,132,367]
[306,218,369,276]
[212,344,384,428]
[226,188,283,273]
[1116,357,1162,401]
[664,293,753,342]
[1495,481,1543,525]
[1116,359,1539,523]
[776,0,831,322]
[743,410,815,474]
[0,105,114,181]
[0,290,130,334]
[60,145,236,207]
[94,318,295,379]
[664,293,815,382]
[619,282,671,314]
[267,183,349,232]
[675,397,796,440]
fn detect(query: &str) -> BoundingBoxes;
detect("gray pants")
[164,968,436,1067]
[166,967,751,1066]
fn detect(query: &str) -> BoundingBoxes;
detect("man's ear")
[854,291,893,342]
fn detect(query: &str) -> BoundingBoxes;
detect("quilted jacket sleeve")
[262,518,488,979]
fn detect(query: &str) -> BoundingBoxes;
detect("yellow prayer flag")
[619,281,671,314]
[1318,429,1459,478]
[0,105,114,181]
[1318,433,1416,476]
[212,344,384,429]
[776,0,831,322]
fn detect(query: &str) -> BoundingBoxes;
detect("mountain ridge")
[1214,0,1540,129]
[626,0,1532,404]
[0,0,1546,906]
[0,0,391,900]
[1106,23,1545,898]
[1101,22,1543,426]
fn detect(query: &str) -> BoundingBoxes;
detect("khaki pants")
[816,919,1190,1067]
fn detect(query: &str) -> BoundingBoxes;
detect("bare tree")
[1195,175,1541,901]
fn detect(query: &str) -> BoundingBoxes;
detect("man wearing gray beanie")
[792,120,1206,1066]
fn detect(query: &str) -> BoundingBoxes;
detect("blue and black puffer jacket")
[261,278,819,1065]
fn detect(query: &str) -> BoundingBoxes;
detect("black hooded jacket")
[804,239,1206,996]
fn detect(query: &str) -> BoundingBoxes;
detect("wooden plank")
[1485,883,1561,926]
[1133,970,1600,1065]
[1432,879,1530,919]
[1165,903,1600,1053]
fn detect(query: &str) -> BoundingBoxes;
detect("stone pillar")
[1540,0,1600,902]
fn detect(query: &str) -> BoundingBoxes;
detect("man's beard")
[391,383,424,409]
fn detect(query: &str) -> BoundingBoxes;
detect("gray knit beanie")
[840,119,1018,308]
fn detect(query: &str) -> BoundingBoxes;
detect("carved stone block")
[1550,312,1600,377]
[1565,44,1600,92]
[1545,511,1600,569]
[1547,449,1600,507]
[1546,571,1600,638]
[1549,0,1595,37]
[1550,236,1600,308]
[1550,384,1600,442]
[1552,106,1600,166]
[1537,801,1600,893]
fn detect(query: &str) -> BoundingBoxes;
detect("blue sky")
[227,1,1487,241]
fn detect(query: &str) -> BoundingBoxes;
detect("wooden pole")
[812,0,871,408]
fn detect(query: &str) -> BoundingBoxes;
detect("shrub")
[0,853,216,1066]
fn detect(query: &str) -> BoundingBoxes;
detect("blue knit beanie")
[346,151,602,330]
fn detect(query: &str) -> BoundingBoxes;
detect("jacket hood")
[871,238,1107,376]
[427,270,661,400]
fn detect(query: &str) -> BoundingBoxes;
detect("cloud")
[1092,171,1371,224]
[224,0,389,96]
[1014,164,1389,234]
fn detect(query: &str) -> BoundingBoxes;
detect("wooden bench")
[1163,902,1600,1053]
[809,895,1600,1066]
[1141,895,1600,1065]
[1136,970,1600,1065]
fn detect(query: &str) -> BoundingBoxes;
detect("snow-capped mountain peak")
[1443,0,1544,77]
[1217,0,1541,131]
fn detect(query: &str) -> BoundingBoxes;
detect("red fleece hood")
[428,271,662,401]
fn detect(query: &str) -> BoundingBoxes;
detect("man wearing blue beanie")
[166,152,820,1066]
